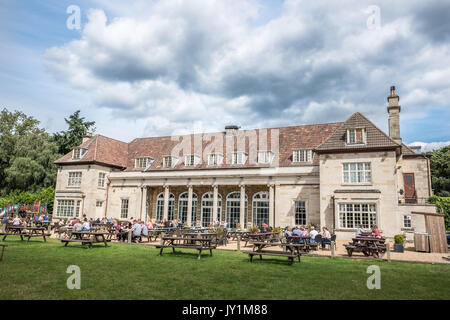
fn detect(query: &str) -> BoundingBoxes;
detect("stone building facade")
[53,87,436,239]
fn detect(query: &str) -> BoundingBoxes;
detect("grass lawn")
[0,237,449,300]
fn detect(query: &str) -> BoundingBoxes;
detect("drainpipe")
[331,196,336,232]
[104,177,110,218]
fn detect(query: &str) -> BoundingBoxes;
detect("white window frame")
[346,128,366,145]
[252,192,270,227]
[343,162,372,184]
[68,172,82,187]
[55,199,81,218]
[338,203,377,229]
[163,156,178,168]
[257,151,273,164]
[294,201,307,226]
[72,148,87,160]
[120,199,129,219]
[96,201,103,207]
[231,152,247,165]
[184,154,200,167]
[292,149,313,163]
[135,157,154,169]
[403,215,412,228]
[208,153,224,166]
[98,172,106,188]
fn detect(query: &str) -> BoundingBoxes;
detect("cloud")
[44,0,450,139]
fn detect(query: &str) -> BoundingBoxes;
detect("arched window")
[226,192,248,229]
[201,192,222,227]
[156,192,175,221]
[178,192,198,225]
[252,192,270,227]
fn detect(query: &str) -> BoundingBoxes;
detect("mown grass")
[0,237,449,300]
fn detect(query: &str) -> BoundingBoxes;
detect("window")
[135,157,154,169]
[339,203,376,229]
[56,200,75,218]
[403,215,412,228]
[96,201,103,207]
[98,172,106,187]
[155,193,175,221]
[208,154,223,166]
[226,192,248,229]
[346,128,366,145]
[343,163,372,183]
[257,151,273,164]
[293,149,313,163]
[253,192,270,227]
[121,199,129,219]
[201,192,222,227]
[184,155,200,167]
[295,201,306,225]
[178,192,198,225]
[163,156,178,168]
[72,148,87,160]
[68,172,82,187]
[232,152,247,165]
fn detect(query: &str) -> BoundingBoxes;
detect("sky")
[1,0,449,152]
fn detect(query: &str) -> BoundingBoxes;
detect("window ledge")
[401,227,415,231]
[341,183,373,187]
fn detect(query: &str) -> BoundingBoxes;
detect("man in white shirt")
[81,218,90,231]
[131,221,142,243]
[309,226,318,242]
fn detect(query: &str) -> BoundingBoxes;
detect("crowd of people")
[284,225,331,249]
[356,224,383,238]
[1,213,50,231]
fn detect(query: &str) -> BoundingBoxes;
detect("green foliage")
[427,146,450,197]
[0,108,60,195]
[427,195,450,230]
[394,234,405,244]
[0,187,54,212]
[53,110,96,155]
[248,225,259,234]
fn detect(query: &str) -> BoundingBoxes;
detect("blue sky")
[1,0,449,151]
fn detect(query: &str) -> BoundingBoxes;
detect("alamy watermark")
[365,5,381,30]
[66,5,81,30]
[366,265,381,289]
[66,265,81,289]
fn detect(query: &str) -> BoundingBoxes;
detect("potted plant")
[248,225,259,234]
[394,234,405,253]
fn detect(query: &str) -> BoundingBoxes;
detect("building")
[53,87,437,240]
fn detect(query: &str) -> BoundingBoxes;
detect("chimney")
[225,125,240,136]
[82,132,93,144]
[387,86,402,144]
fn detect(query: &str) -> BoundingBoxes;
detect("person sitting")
[284,226,292,237]
[309,226,318,242]
[371,225,382,238]
[81,218,90,231]
[131,221,142,243]
[163,219,170,228]
[74,220,84,232]
[320,226,331,249]
[12,215,21,226]
[38,214,44,222]
[140,221,148,241]
[43,214,49,221]
[356,224,365,237]
[292,227,302,237]
[33,214,39,223]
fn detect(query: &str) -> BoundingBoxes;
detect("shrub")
[248,225,259,234]
[394,234,405,244]
[428,195,450,230]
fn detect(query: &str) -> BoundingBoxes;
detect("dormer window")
[346,128,366,145]
[184,154,200,167]
[293,149,313,163]
[208,153,224,166]
[72,148,87,160]
[135,157,154,169]
[232,152,247,165]
[257,151,273,164]
[163,156,178,168]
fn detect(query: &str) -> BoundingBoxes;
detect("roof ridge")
[353,112,401,147]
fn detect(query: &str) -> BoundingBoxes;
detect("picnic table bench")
[154,234,217,259]
[244,232,278,247]
[243,240,302,265]
[61,231,110,248]
[1,226,48,242]
[0,244,6,261]
[344,236,386,258]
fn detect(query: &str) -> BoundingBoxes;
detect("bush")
[394,234,405,244]
[248,225,259,234]
[428,195,450,230]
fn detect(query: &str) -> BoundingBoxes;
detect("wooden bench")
[243,250,301,265]
[154,236,216,259]
[0,244,7,261]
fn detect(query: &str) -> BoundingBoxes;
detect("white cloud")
[408,141,450,152]
[43,0,450,141]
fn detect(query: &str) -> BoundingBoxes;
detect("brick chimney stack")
[387,86,402,144]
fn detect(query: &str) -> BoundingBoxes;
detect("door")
[425,214,448,253]
[403,173,416,201]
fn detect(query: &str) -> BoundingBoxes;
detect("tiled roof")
[54,135,128,169]
[315,112,401,153]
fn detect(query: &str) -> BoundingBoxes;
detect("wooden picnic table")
[1,226,48,242]
[244,232,278,247]
[344,236,386,258]
[155,235,216,259]
[243,240,301,265]
[228,230,249,241]
[61,231,110,248]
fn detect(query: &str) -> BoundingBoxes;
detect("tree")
[53,110,96,155]
[428,146,450,197]
[0,109,60,195]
